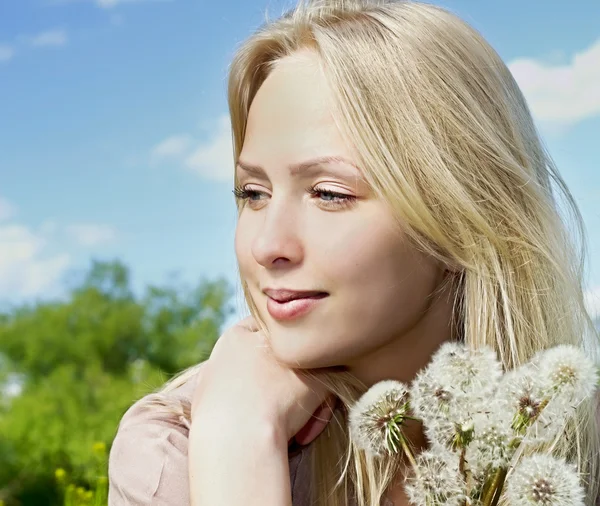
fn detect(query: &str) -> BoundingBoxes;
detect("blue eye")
[232,186,265,201]
[307,186,356,208]
[232,185,357,209]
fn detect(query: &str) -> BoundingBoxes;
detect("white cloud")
[0,223,71,300]
[151,134,192,159]
[0,45,14,63]
[39,219,59,236]
[0,197,16,222]
[585,286,600,321]
[0,198,118,302]
[151,115,234,182]
[184,116,234,182]
[509,38,600,129]
[67,223,117,246]
[29,29,68,48]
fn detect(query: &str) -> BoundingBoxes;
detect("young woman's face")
[235,50,453,380]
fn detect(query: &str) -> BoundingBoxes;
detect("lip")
[263,288,327,302]
[264,289,328,321]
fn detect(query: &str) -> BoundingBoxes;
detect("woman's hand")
[191,316,336,445]
[188,316,336,506]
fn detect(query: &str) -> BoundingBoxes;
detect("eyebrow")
[235,155,362,178]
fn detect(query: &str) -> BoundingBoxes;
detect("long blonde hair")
[140,1,600,504]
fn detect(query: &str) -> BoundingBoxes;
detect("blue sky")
[1,0,599,324]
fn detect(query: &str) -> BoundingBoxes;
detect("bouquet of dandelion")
[348,343,599,506]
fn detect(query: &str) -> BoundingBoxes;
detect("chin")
[266,327,347,370]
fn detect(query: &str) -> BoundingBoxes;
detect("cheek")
[312,219,404,285]
[234,218,253,278]
[319,222,439,322]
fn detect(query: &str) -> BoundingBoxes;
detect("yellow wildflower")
[92,441,107,456]
[55,468,67,482]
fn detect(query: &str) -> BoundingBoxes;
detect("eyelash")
[232,185,356,209]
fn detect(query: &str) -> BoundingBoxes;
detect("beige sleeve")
[108,396,192,506]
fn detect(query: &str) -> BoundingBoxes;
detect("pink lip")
[266,293,328,321]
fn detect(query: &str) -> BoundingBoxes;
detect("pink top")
[107,367,314,505]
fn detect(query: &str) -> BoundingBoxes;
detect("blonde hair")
[138,1,600,504]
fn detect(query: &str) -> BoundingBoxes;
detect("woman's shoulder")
[107,361,313,505]
[115,364,202,432]
[107,365,204,505]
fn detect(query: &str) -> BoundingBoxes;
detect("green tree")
[0,259,233,506]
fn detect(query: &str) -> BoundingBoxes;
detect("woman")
[107,1,600,505]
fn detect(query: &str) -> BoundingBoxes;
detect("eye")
[232,184,357,210]
[307,185,357,209]
[232,185,268,203]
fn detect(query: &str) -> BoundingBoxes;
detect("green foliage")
[0,259,233,506]
[54,442,108,506]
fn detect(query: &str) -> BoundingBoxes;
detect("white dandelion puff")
[411,342,502,451]
[410,369,458,421]
[410,368,475,450]
[347,343,594,506]
[497,366,564,444]
[426,342,503,399]
[423,417,458,451]
[424,410,478,452]
[467,409,514,479]
[348,380,411,457]
[504,454,584,506]
[499,366,547,429]
[537,345,598,406]
[404,450,466,506]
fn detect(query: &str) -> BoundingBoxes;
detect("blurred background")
[0,0,599,504]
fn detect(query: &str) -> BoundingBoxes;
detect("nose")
[251,200,303,268]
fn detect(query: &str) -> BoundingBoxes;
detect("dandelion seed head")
[348,380,410,457]
[531,478,554,503]
[435,387,452,403]
[410,370,457,421]
[519,395,542,419]
[426,342,502,399]
[522,404,568,446]
[404,450,466,506]
[500,367,543,403]
[505,454,585,506]
[538,345,598,405]
[424,418,456,450]
[467,411,513,477]
[411,344,500,434]
[498,366,564,443]
[424,410,479,452]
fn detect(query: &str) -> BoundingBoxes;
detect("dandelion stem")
[459,446,467,482]
[490,468,507,506]
[481,467,507,506]
[399,435,418,472]
[456,446,470,506]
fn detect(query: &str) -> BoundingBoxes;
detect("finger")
[294,395,338,446]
